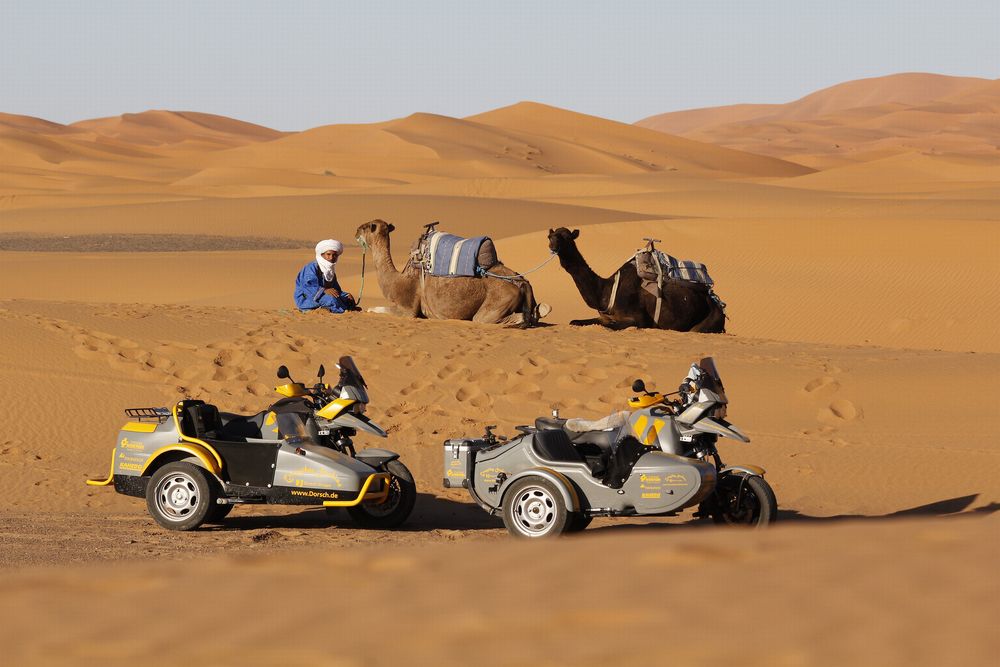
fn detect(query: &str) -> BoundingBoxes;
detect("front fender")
[692,417,750,443]
[720,464,766,477]
[332,412,387,438]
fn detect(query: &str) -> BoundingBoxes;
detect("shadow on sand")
[582,493,999,535]
[203,493,502,532]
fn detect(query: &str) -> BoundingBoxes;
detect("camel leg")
[598,313,644,330]
[569,317,605,327]
[690,306,726,333]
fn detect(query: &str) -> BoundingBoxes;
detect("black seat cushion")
[532,429,585,464]
[187,403,223,439]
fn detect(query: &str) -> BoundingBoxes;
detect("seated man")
[294,239,358,314]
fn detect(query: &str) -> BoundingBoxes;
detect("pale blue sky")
[1,0,997,130]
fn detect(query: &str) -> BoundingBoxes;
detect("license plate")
[317,429,331,436]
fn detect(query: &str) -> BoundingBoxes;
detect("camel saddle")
[607,248,724,323]
[634,249,714,289]
[411,227,499,278]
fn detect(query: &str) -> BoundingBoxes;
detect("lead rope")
[479,251,559,281]
[354,234,369,307]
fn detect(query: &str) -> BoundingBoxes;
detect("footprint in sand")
[399,380,432,397]
[436,362,470,381]
[818,399,862,422]
[803,376,841,398]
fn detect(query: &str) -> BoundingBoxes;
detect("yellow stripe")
[633,415,649,439]
[122,421,157,433]
[316,398,355,420]
[85,450,116,486]
[322,473,390,507]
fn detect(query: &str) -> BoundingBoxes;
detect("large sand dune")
[1,74,998,665]
[637,73,1000,169]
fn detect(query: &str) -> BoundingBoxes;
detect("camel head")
[355,219,395,247]
[547,227,580,255]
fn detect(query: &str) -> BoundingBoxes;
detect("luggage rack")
[124,407,171,424]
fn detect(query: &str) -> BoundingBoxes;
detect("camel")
[356,220,549,327]
[547,227,725,332]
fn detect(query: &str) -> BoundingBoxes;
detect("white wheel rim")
[512,485,557,536]
[154,472,201,522]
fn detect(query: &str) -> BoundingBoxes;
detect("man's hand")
[324,288,341,298]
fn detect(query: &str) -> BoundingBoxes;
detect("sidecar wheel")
[502,477,569,538]
[146,462,216,531]
[347,460,416,529]
[709,473,777,527]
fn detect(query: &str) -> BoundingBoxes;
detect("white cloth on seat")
[565,410,628,433]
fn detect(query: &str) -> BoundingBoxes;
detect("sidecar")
[444,421,718,538]
[88,399,399,530]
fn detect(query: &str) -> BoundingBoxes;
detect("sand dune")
[1,74,999,665]
[637,73,1000,166]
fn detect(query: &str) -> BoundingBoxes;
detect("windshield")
[337,356,369,403]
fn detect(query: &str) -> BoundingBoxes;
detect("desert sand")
[1,73,998,666]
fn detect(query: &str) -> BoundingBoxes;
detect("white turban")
[315,239,344,281]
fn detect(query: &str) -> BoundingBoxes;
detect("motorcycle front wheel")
[347,460,416,529]
[708,473,777,527]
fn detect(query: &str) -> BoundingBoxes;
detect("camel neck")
[559,243,610,311]
[369,235,417,308]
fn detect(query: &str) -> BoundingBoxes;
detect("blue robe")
[294,261,353,313]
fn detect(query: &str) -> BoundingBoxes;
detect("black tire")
[502,476,570,538]
[565,512,593,533]
[205,502,234,524]
[145,462,217,531]
[709,473,777,527]
[347,460,416,529]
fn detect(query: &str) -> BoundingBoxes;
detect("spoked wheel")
[145,462,217,531]
[707,473,777,527]
[502,477,569,538]
[347,460,416,529]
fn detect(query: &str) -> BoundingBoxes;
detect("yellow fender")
[140,443,224,477]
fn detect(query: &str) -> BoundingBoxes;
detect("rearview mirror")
[632,379,646,393]
[317,364,325,380]
[277,365,290,380]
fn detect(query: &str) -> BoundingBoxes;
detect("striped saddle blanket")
[416,231,499,278]
[635,250,714,286]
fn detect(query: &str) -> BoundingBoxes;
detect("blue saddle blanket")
[428,233,490,277]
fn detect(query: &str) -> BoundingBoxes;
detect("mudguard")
[331,412,387,438]
[721,464,766,477]
[501,467,580,513]
[691,416,750,443]
[355,448,400,467]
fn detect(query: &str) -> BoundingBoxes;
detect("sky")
[1,0,997,131]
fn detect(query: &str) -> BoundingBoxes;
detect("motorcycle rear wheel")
[709,473,776,527]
